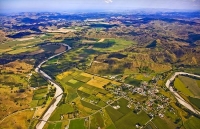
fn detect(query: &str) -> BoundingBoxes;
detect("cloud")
[104,0,113,4]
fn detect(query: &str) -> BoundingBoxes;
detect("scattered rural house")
[159,113,164,118]
[113,105,120,109]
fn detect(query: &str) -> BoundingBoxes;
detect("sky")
[0,0,200,13]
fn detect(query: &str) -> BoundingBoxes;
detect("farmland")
[188,97,200,109]
[114,111,150,129]
[152,116,177,129]
[184,116,200,129]
[31,86,51,107]
[43,68,200,129]
[69,119,86,129]
[1,11,200,129]
[174,78,193,97]
[90,112,104,128]
[173,75,200,112]
[178,75,200,97]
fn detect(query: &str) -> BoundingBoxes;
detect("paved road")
[166,72,200,115]
[36,44,71,129]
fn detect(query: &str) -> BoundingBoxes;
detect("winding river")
[166,72,200,115]
[35,44,71,129]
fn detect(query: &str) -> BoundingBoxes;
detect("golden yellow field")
[2,60,33,74]
[57,71,73,80]
[0,109,35,129]
[0,86,33,120]
[87,79,109,89]
[74,98,96,117]
[80,72,94,78]
[93,76,110,83]
[150,63,172,73]
[111,81,121,86]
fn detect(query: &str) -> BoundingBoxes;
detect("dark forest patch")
[108,53,127,59]
[7,32,40,38]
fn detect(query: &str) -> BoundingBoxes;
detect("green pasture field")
[105,106,124,122]
[49,104,74,121]
[80,100,101,110]
[34,87,48,94]
[73,75,91,82]
[78,86,92,95]
[90,112,104,128]
[164,110,179,122]
[47,122,62,129]
[66,79,85,89]
[178,75,200,96]
[56,77,79,102]
[174,78,193,97]
[30,100,38,107]
[106,124,116,129]
[152,116,177,129]
[33,93,45,100]
[37,99,46,106]
[125,76,141,87]
[184,68,200,75]
[30,73,48,87]
[115,98,131,115]
[58,76,73,86]
[77,90,90,98]
[93,38,135,52]
[96,100,107,107]
[79,84,100,94]
[32,87,48,101]
[82,84,109,94]
[188,97,200,109]
[66,86,78,102]
[69,119,86,129]
[68,79,78,84]
[184,116,200,129]
[144,122,157,129]
[114,111,150,129]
